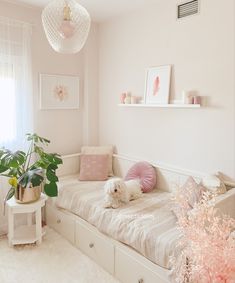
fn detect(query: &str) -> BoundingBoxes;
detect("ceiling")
[12,0,157,22]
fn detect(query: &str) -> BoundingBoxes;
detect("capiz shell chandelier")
[42,0,91,54]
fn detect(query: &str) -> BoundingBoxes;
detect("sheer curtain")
[0,17,33,234]
[0,17,33,150]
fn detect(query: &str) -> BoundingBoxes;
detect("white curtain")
[0,17,33,234]
[0,16,33,150]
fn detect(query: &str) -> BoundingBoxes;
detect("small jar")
[124,93,131,104]
[193,96,201,105]
[187,95,194,104]
[131,96,137,104]
[182,90,193,104]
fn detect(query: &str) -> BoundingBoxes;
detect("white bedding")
[55,175,181,269]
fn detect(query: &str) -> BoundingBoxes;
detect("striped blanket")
[55,175,181,269]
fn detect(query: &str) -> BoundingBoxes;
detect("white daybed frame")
[46,153,235,283]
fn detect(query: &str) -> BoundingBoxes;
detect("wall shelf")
[118,103,201,108]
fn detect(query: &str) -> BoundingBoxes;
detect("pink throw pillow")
[172,176,205,218]
[125,161,157,193]
[79,154,109,181]
[182,176,205,208]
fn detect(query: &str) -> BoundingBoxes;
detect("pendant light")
[42,0,91,54]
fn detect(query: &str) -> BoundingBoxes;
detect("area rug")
[0,227,120,283]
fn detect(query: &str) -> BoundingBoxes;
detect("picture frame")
[39,74,79,110]
[144,65,171,104]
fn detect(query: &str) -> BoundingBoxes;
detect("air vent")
[177,0,199,19]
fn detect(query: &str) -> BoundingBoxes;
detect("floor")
[0,227,120,283]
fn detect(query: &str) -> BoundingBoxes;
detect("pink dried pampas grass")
[171,191,235,283]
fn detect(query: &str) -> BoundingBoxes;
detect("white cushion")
[202,174,226,195]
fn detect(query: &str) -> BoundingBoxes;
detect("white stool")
[6,194,47,247]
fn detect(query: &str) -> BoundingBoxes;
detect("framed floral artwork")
[144,65,171,104]
[39,74,79,110]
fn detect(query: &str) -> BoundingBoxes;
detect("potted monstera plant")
[0,133,62,204]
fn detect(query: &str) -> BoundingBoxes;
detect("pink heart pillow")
[125,161,157,193]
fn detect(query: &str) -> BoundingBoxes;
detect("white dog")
[103,178,142,209]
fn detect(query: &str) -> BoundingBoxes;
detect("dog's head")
[104,178,126,199]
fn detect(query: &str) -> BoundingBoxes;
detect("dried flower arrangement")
[171,190,235,283]
[54,85,68,101]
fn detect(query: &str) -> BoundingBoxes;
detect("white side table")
[6,193,47,247]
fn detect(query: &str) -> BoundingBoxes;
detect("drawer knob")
[57,219,61,224]
[89,243,94,248]
[138,279,144,283]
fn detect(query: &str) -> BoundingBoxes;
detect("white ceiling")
[12,0,157,22]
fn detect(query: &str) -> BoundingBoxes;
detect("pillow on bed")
[79,154,109,181]
[81,146,113,176]
[125,161,157,193]
[202,174,226,195]
[172,176,205,218]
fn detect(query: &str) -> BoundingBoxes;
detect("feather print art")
[153,76,160,96]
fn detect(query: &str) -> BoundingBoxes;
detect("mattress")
[55,175,181,269]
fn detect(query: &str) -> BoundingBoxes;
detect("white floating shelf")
[118,104,201,108]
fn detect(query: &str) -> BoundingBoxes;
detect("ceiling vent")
[177,0,199,19]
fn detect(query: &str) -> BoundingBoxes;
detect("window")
[0,76,16,144]
[0,17,33,150]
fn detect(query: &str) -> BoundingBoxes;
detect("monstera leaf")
[18,168,44,188]
[0,133,63,200]
[0,150,26,170]
[44,182,57,197]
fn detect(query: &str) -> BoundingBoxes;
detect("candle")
[193,96,201,105]
[182,90,193,104]
[120,92,126,104]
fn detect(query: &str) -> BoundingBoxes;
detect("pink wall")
[98,0,235,179]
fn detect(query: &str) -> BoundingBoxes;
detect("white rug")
[0,227,120,283]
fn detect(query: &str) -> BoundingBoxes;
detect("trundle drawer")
[115,248,169,283]
[76,221,114,274]
[46,204,75,244]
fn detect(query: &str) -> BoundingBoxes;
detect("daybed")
[46,153,235,283]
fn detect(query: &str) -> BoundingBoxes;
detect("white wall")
[99,0,235,179]
[83,24,99,145]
